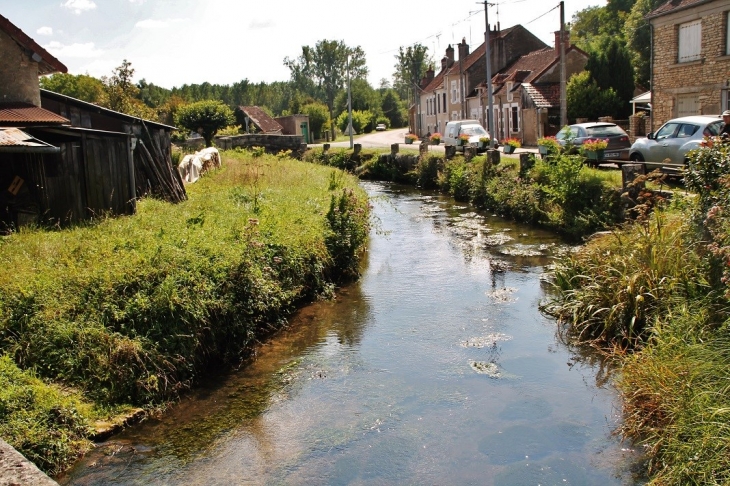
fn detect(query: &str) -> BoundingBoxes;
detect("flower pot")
[405,138,413,145]
[478,141,489,149]
[538,145,549,155]
[431,139,441,145]
[584,149,604,161]
[459,140,469,146]
[503,145,516,154]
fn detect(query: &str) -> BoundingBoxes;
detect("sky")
[2,0,604,90]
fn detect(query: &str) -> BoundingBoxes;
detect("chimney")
[421,65,435,88]
[446,44,455,67]
[554,30,570,53]
[441,56,448,71]
[458,38,470,60]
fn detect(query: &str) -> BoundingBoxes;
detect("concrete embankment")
[0,439,58,485]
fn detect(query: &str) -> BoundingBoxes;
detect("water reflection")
[60,181,642,485]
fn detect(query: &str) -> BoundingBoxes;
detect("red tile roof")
[646,0,715,19]
[0,102,70,125]
[0,14,67,75]
[238,106,283,133]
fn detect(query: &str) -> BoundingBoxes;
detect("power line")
[524,4,560,26]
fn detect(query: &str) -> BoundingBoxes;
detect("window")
[507,82,513,102]
[655,122,680,140]
[511,106,519,132]
[443,93,446,112]
[437,94,441,113]
[451,81,458,103]
[678,20,701,62]
[677,124,699,138]
[677,93,699,116]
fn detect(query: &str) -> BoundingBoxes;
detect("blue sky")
[3,0,603,89]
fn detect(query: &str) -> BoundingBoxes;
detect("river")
[59,182,642,485]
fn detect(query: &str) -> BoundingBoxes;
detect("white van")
[444,120,494,153]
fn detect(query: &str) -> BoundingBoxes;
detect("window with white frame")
[451,81,459,104]
[678,19,701,63]
[511,106,520,132]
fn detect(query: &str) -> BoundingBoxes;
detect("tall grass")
[0,150,369,473]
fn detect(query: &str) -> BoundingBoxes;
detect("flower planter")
[405,138,414,145]
[431,139,441,145]
[458,140,469,146]
[538,145,550,155]
[503,145,516,154]
[478,141,489,149]
[583,149,604,161]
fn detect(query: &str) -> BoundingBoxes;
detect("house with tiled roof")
[236,106,283,134]
[417,24,548,138]
[484,32,588,144]
[646,0,730,130]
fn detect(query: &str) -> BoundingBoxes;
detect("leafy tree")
[137,79,171,108]
[100,59,157,120]
[381,89,407,128]
[175,100,234,147]
[285,40,368,139]
[624,0,663,88]
[392,43,429,103]
[567,71,622,122]
[585,39,634,118]
[301,102,330,140]
[334,78,381,122]
[39,73,106,104]
[335,110,374,135]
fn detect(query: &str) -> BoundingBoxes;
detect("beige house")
[647,0,730,130]
[417,25,548,137]
[484,32,588,144]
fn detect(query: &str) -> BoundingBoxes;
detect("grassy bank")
[543,141,730,484]
[304,148,623,239]
[0,149,369,475]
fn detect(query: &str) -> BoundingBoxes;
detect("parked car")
[444,120,494,153]
[375,123,387,131]
[555,122,631,164]
[629,115,723,168]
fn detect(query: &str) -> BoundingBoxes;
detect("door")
[300,122,309,144]
[647,122,680,163]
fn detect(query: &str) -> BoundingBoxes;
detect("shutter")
[678,20,701,62]
[677,93,699,117]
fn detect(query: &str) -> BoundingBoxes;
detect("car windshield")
[460,125,488,137]
[556,127,579,140]
[585,125,625,137]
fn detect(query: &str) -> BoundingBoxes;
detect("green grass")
[0,149,369,474]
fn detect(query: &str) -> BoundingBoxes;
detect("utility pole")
[481,1,495,148]
[347,54,353,149]
[559,0,567,128]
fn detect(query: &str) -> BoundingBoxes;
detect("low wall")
[0,439,58,485]
[214,134,306,155]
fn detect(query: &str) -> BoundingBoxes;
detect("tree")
[381,89,407,128]
[585,39,634,118]
[336,110,374,135]
[334,78,381,122]
[392,43,429,103]
[175,100,234,147]
[39,73,106,104]
[285,40,368,139]
[301,102,330,140]
[624,0,664,88]
[567,71,622,122]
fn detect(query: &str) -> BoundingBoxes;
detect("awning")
[0,127,60,154]
[631,91,651,104]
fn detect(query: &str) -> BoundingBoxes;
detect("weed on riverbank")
[0,150,369,474]
[544,141,730,483]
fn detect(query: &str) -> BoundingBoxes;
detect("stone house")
[486,32,588,144]
[647,0,730,130]
[417,24,548,137]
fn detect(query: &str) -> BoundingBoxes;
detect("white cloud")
[44,41,103,58]
[135,18,185,29]
[36,26,53,36]
[61,0,97,15]
[129,0,146,3]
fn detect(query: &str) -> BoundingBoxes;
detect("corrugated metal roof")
[0,102,69,125]
[238,106,284,133]
[0,127,59,153]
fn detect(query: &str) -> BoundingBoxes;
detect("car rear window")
[585,125,626,137]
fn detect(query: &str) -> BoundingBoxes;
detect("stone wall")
[0,29,41,106]
[650,2,730,130]
[214,134,306,155]
[0,439,58,485]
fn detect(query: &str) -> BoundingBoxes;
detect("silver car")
[629,115,724,167]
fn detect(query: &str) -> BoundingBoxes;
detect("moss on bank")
[0,150,369,474]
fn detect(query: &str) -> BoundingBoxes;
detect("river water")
[60,182,641,485]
